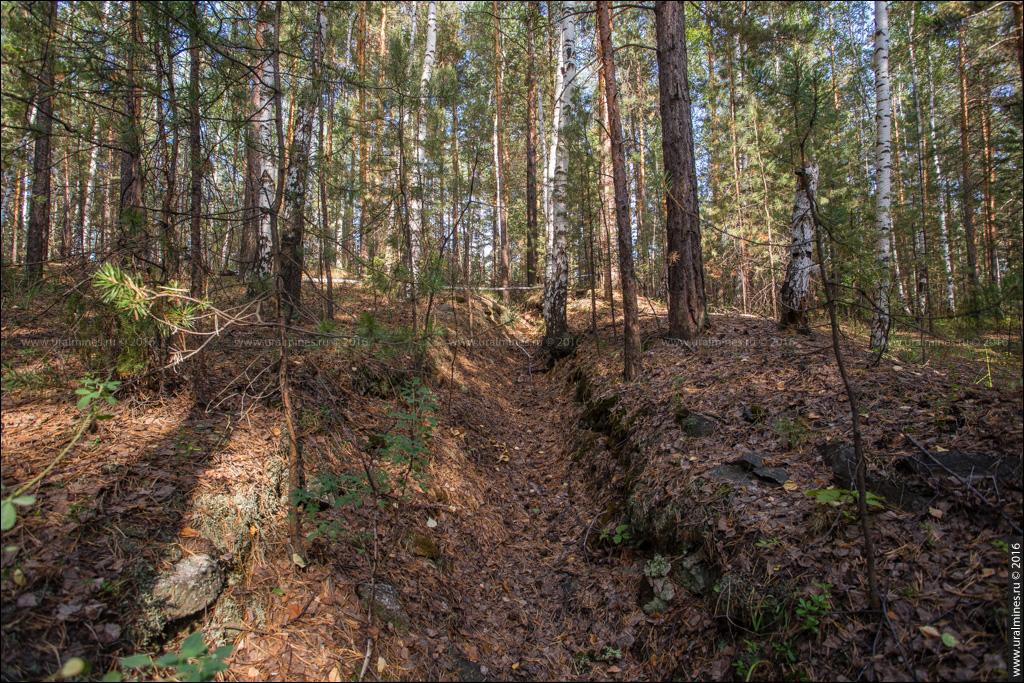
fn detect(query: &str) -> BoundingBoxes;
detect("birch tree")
[870,0,892,351]
[779,165,819,331]
[407,1,437,294]
[281,2,326,310]
[542,0,578,356]
[250,15,277,284]
[925,52,955,312]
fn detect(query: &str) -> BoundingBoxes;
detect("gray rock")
[642,596,670,616]
[736,453,765,470]
[675,408,715,438]
[672,552,714,596]
[357,583,410,631]
[819,442,928,512]
[152,555,223,620]
[710,464,754,486]
[753,467,789,486]
[906,448,1022,486]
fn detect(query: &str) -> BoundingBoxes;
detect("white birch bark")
[538,85,550,262]
[870,0,892,350]
[82,142,99,254]
[543,1,578,351]
[253,21,276,279]
[408,1,437,288]
[779,165,818,329]
[926,52,955,311]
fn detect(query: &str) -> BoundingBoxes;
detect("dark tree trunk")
[655,0,706,340]
[189,4,203,296]
[597,1,641,380]
[119,0,144,251]
[25,0,56,281]
[957,23,979,296]
[525,2,539,287]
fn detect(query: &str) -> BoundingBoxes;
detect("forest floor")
[1,272,1022,681]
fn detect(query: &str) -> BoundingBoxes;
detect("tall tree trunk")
[728,38,748,313]
[251,14,276,283]
[25,0,56,281]
[407,1,437,296]
[542,0,579,356]
[157,27,180,278]
[656,0,706,341]
[632,112,648,296]
[357,3,369,270]
[957,21,979,299]
[281,2,327,311]
[525,2,539,287]
[493,1,509,302]
[188,4,203,296]
[597,0,641,380]
[596,39,618,301]
[752,103,778,320]
[779,166,819,330]
[119,0,144,253]
[909,7,930,321]
[926,52,955,311]
[870,0,893,351]
[980,93,999,286]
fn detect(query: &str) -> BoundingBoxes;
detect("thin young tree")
[596,0,641,379]
[188,3,203,297]
[655,0,706,341]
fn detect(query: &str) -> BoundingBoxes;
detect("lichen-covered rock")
[151,555,223,620]
[207,594,245,648]
[672,551,715,596]
[642,596,670,615]
[357,583,410,631]
[191,455,282,561]
[402,530,440,559]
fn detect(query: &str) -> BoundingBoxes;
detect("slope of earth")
[2,279,716,681]
[2,273,1021,682]
[559,297,1022,681]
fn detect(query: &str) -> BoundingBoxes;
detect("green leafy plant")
[805,487,884,519]
[600,523,632,545]
[292,379,436,549]
[732,640,769,682]
[106,630,233,682]
[794,583,833,635]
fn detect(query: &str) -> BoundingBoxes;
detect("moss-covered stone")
[402,529,440,559]
[675,407,715,438]
[672,552,715,596]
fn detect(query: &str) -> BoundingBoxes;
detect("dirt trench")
[381,346,714,681]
